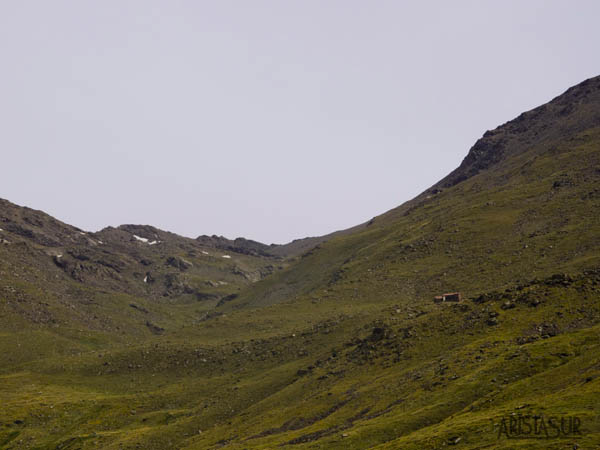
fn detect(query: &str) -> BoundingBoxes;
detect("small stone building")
[433,292,462,303]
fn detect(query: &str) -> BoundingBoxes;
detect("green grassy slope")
[226,75,600,311]
[1,76,600,449]
[0,201,286,370]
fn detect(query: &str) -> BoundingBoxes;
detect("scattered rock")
[486,317,499,326]
[369,327,388,342]
[501,301,515,310]
[53,254,69,269]
[146,321,165,335]
[166,256,193,271]
[216,293,239,307]
[129,303,149,314]
[448,436,461,445]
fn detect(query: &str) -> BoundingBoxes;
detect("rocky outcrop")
[166,256,193,271]
[431,75,600,191]
[195,234,277,257]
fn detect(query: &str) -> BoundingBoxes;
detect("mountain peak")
[433,75,600,190]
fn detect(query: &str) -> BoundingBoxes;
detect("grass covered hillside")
[0,199,288,363]
[1,76,599,449]
[226,75,600,311]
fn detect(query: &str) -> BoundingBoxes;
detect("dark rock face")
[0,198,88,247]
[369,327,387,342]
[486,317,499,326]
[145,321,165,335]
[166,256,193,271]
[53,255,69,269]
[195,235,277,257]
[164,273,195,295]
[216,293,239,307]
[3,222,62,247]
[444,137,507,187]
[195,292,220,301]
[129,303,148,313]
[431,75,600,191]
[52,254,123,283]
[0,197,282,307]
[118,224,161,240]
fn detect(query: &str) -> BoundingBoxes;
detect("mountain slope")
[0,198,287,361]
[225,75,600,311]
[1,76,599,449]
[0,197,284,296]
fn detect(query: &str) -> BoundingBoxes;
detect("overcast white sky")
[1,1,599,244]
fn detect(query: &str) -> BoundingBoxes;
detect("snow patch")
[133,234,160,245]
[56,254,63,258]
[201,251,209,255]
[79,232,86,235]
[143,276,148,283]
[222,255,231,259]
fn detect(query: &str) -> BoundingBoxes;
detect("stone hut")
[433,292,462,303]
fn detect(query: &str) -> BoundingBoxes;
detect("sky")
[1,1,599,244]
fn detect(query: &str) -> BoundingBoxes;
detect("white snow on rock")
[56,254,63,258]
[133,234,161,245]
[0,228,3,232]
[79,232,86,235]
[222,255,231,259]
[98,240,104,244]
[201,251,209,255]
[143,276,148,283]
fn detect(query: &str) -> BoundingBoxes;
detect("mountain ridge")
[434,75,600,190]
[1,75,599,449]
